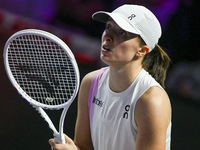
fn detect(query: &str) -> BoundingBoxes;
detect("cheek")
[116,43,138,59]
[114,48,136,62]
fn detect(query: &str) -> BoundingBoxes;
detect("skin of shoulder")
[74,70,99,150]
[135,86,171,150]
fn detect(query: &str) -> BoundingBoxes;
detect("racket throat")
[54,105,70,144]
[54,133,65,144]
[35,106,58,134]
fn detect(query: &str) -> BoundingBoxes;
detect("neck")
[109,63,143,93]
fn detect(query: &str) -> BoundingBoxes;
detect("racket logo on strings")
[3,29,80,144]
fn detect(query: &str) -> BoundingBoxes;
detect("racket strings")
[7,34,77,106]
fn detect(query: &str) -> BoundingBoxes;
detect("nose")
[103,30,113,43]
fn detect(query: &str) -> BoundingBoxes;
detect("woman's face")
[101,18,142,67]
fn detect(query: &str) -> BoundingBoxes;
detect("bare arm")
[49,70,98,150]
[135,86,171,150]
[74,70,99,150]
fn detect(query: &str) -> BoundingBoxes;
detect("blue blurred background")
[0,0,200,149]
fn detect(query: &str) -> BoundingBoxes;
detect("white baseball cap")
[92,4,162,51]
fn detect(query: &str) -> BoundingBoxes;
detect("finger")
[49,138,55,146]
[49,139,61,150]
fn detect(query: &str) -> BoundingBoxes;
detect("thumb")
[64,134,78,149]
[63,134,74,144]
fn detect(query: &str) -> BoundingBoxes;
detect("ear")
[136,46,150,57]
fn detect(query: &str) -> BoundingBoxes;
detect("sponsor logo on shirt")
[123,105,130,119]
[92,97,103,107]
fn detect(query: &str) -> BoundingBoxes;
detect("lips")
[102,44,111,51]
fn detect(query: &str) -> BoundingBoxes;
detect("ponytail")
[142,45,170,88]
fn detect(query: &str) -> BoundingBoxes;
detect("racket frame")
[3,29,80,143]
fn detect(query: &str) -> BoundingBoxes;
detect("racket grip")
[54,133,66,144]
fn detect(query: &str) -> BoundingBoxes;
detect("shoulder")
[80,70,100,89]
[139,86,169,104]
[80,67,109,90]
[134,86,171,149]
[78,70,100,104]
[135,86,171,128]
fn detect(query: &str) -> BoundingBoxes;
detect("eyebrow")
[108,17,112,21]
[106,18,139,38]
[107,17,115,23]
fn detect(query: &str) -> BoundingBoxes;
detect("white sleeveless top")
[88,67,171,150]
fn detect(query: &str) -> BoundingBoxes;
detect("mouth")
[102,45,111,51]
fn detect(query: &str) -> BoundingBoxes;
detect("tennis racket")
[3,29,80,144]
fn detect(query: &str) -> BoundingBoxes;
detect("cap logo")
[128,14,136,20]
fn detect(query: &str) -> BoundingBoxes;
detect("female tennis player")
[49,4,171,150]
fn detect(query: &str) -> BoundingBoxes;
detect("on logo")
[128,14,136,20]
[123,105,130,119]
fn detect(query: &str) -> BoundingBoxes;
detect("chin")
[100,56,110,66]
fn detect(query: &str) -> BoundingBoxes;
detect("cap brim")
[92,11,140,35]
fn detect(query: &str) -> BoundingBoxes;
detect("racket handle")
[54,133,66,144]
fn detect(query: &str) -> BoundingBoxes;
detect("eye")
[119,30,126,36]
[105,24,111,30]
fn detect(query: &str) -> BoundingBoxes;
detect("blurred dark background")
[0,0,200,149]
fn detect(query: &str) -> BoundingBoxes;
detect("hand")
[49,134,78,150]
